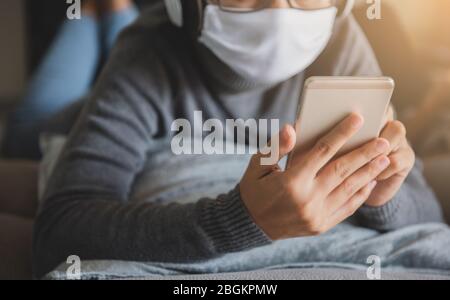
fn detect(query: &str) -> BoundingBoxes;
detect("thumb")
[248,124,296,178]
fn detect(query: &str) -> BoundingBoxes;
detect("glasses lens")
[289,0,336,10]
[219,0,269,12]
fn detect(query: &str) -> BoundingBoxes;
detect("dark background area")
[25,0,149,73]
[25,0,67,72]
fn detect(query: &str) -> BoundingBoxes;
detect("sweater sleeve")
[32,56,270,279]
[355,160,444,231]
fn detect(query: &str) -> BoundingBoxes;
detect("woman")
[31,0,447,279]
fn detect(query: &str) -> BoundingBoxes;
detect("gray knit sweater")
[33,4,443,278]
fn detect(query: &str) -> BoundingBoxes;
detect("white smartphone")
[286,76,395,168]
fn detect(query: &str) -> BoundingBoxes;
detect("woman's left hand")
[365,108,416,207]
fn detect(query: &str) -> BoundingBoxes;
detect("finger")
[274,124,297,162]
[291,113,364,176]
[326,155,390,214]
[247,124,296,179]
[377,147,415,181]
[326,181,378,228]
[318,138,390,193]
[380,120,407,153]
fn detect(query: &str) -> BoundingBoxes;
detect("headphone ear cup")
[164,0,183,27]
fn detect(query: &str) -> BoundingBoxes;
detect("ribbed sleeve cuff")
[198,186,272,254]
[357,188,408,228]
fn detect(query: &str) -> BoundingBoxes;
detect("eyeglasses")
[207,0,338,13]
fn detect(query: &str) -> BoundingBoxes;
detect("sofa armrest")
[423,155,450,224]
[0,214,33,280]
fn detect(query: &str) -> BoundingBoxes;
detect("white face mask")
[199,5,337,86]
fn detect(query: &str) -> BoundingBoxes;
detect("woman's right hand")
[239,114,391,240]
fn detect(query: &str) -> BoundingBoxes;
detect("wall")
[358,0,450,53]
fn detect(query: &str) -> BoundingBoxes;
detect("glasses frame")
[208,0,338,13]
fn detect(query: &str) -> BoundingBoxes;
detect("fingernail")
[379,157,390,168]
[369,180,377,190]
[351,114,364,129]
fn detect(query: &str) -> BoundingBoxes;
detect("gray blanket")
[40,137,450,280]
[45,222,450,280]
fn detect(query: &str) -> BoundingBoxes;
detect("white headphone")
[164,0,356,27]
[340,0,355,18]
[164,0,183,27]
